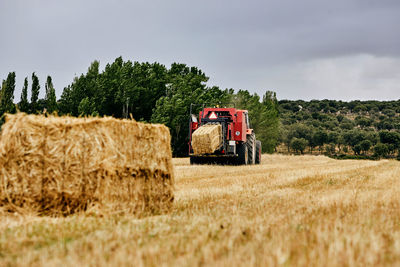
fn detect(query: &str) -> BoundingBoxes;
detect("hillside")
[278,99,400,158]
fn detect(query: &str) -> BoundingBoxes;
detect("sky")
[0,0,399,101]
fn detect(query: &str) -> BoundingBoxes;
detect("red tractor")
[188,104,261,165]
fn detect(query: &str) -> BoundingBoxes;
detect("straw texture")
[191,124,222,154]
[0,113,174,216]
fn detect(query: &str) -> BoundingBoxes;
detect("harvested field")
[0,113,174,216]
[1,154,400,266]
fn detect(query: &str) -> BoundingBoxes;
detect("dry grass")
[0,113,174,216]
[1,154,400,266]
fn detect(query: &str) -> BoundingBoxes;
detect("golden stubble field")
[1,155,400,266]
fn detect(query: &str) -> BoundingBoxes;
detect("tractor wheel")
[255,140,262,164]
[246,133,256,164]
[237,143,248,165]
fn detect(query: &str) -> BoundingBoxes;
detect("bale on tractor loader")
[189,104,261,165]
[191,124,222,154]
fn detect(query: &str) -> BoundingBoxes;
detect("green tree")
[120,61,168,121]
[78,97,98,116]
[365,132,379,146]
[382,108,396,118]
[355,116,372,129]
[234,90,279,153]
[339,118,355,130]
[259,91,279,153]
[19,77,29,113]
[59,58,169,120]
[359,140,372,155]
[353,104,367,114]
[337,132,345,152]
[290,137,308,154]
[336,114,344,123]
[373,143,389,159]
[379,130,400,155]
[343,129,366,153]
[151,63,216,156]
[58,61,100,116]
[285,123,313,152]
[0,72,16,115]
[45,75,58,113]
[353,144,362,155]
[98,57,123,117]
[30,72,40,113]
[325,143,336,155]
[312,129,328,152]
[327,131,339,144]
[58,86,73,115]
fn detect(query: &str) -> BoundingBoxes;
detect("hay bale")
[191,124,222,154]
[0,113,174,216]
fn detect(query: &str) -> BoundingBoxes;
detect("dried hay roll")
[0,113,174,216]
[191,124,222,155]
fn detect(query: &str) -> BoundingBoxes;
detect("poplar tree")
[30,72,40,113]
[45,75,57,113]
[19,77,29,112]
[0,72,16,115]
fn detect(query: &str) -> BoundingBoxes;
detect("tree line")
[279,99,400,159]
[1,72,57,115]
[0,57,279,156]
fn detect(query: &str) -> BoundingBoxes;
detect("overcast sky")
[1,0,399,101]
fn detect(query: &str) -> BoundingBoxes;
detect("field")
[1,155,400,266]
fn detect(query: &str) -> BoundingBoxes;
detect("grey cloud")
[0,0,399,100]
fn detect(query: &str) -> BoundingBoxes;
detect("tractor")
[188,104,261,165]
